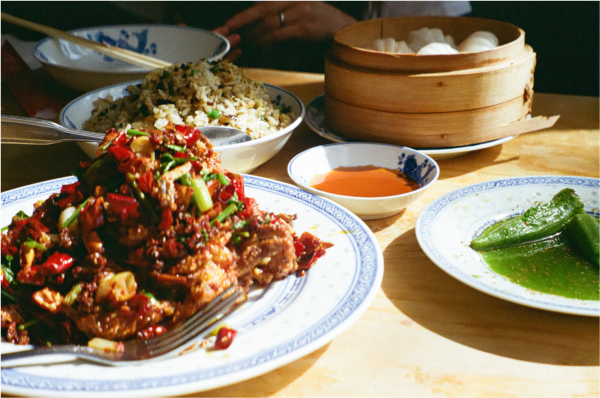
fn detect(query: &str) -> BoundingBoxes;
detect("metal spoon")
[1,115,251,147]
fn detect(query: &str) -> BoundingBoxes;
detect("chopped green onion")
[190,70,196,76]
[1,225,8,232]
[61,197,92,228]
[18,319,40,331]
[202,230,209,241]
[207,109,220,119]
[16,211,29,219]
[163,70,170,78]
[64,283,83,306]
[169,84,174,96]
[129,180,159,223]
[1,288,17,303]
[211,203,237,226]
[178,173,192,186]
[165,144,186,153]
[100,136,116,151]
[24,238,47,251]
[127,129,151,137]
[233,220,249,230]
[162,156,197,173]
[191,178,214,213]
[1,263,15,285]
[141,290,158,305]
[217,173,231,186]
[238,231,250,238]
[262,213,271,225]
[161,153,175,162]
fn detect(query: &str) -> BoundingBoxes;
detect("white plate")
[305,95,515,160]
[34,24,229,92]
[415,176,600,316]
[1,176,383,397]
[60,81,305,174]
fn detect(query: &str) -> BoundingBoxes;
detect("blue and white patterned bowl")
[288,143,439,220]
[34,24,229,92]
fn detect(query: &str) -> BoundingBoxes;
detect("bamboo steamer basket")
[325,16,558,148]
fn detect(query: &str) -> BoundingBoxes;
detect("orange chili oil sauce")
[309,165,420,197]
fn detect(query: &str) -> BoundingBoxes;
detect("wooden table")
[2,69,599,397]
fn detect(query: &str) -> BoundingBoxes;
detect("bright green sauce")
[480,235,599,300]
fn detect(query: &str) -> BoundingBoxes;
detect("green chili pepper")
[191,178,214,213]
[127,129,151,137]
[211,203,237,226]
[61,197,92,228]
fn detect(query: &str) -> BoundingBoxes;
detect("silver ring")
[279,11,285,27]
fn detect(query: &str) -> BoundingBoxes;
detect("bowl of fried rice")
[60,60,305,173]
[34,24,229,93]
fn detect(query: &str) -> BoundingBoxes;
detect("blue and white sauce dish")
[34,24,229,92]
[288,143,439,220]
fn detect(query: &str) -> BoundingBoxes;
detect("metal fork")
[0,115,251,147]
[1,284,244,367]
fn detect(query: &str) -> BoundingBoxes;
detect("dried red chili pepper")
[176,125,202,146]
[158,208,173,230]
[1,269,10,290]
[231,175,245,201]
[39,252,74,275]
[108,145,133,163]
[293,237,305,257]
[107,193,139,221]
[60,182,81,195]
[137,170,154,193]
[214,327,237,350]
[218,183,236,204]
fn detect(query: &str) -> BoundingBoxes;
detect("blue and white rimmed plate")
[60,81,305,174]
[306,95,515,161]
[1,176,383,397]
[416,176,600,316]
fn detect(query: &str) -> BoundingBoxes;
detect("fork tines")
[146,283,244,356]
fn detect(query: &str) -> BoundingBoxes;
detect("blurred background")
[2,1,598,96]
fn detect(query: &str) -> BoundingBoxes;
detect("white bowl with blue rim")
[288,143,439,220]
[34,24,229,93]
[60,80,305,174]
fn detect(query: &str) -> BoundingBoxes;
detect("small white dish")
[60,81,305,174]
[34,24,229,92]
[305,95,515,160]
[416,176,600,316]
[288,143,439,220]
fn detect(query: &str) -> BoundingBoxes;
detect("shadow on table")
[192,343,330,397]
[380,227,599,366]
[434,143,519,181]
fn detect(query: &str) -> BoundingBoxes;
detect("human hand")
[222,1,357,45]
[213,26,243,62]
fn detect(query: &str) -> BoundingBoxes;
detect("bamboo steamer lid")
[333,16,525,73]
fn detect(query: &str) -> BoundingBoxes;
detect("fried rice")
[83,60,294,140]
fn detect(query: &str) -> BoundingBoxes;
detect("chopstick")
[1,13,172,69]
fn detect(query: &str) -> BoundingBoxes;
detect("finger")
[243,12,286,41]
[227,33,242,49]
[225,1,292,31]
[213,26,230,37]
